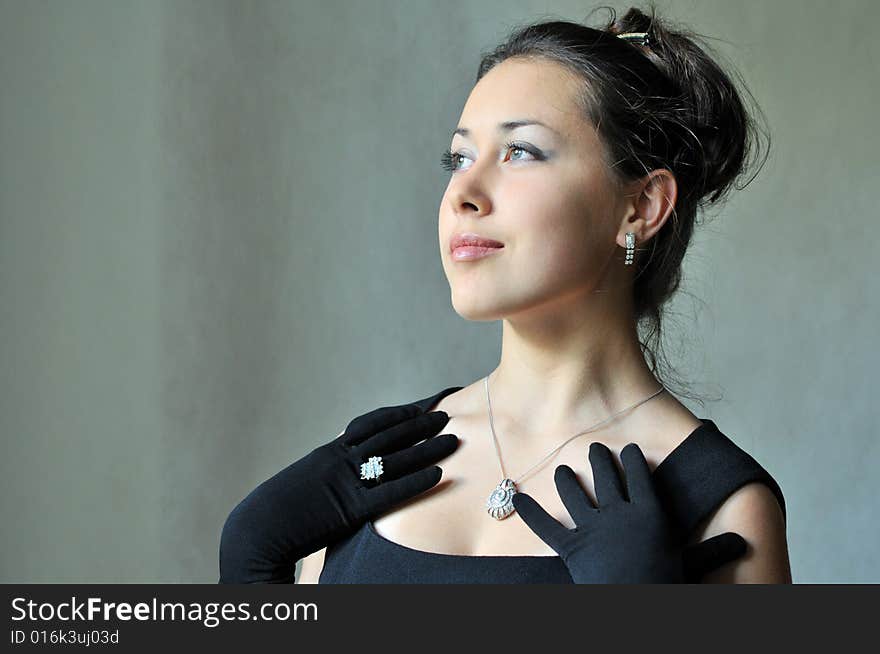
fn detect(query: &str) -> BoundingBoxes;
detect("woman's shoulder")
[679,426,791,582]
[654,417,788,536]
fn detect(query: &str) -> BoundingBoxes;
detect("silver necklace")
[484,372,667,520]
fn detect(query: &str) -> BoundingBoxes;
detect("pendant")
[486,478,517,520]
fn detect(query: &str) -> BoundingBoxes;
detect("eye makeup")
[440,141,548,172]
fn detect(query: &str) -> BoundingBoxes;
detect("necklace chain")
[485,372,666,486]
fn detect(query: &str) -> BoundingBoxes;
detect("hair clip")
[616,31,652,48]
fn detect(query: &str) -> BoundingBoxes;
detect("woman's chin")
[451,296,505,322]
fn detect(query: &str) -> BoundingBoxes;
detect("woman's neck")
[486,310,663,439]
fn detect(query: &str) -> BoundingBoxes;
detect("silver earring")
[624,232,635,265]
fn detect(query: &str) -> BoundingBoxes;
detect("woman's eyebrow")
[452,119,561,139]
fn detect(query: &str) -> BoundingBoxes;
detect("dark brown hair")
[474,3,770,406]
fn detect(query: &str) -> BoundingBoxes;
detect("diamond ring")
[359,455,384,482]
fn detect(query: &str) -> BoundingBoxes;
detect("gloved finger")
[365,465,444,509]
[682,531,748,582]
[511,492,567,553]
[588,442,628,507]
[378,433,460,480]
[619,443,658,506]
[554,464,598,527]
[355,411,451,457]
[342,401,428,448]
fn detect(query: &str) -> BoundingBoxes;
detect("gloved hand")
[511,441,747,584]
[218,400,458,583]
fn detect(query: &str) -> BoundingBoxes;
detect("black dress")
[319,385,787,584]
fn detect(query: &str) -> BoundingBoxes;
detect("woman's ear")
[616,169,677,248]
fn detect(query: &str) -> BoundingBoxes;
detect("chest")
[371,403,700,557]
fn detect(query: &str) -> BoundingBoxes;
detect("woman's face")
[438,57,629,322]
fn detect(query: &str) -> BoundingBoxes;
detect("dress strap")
[653,419,787,537]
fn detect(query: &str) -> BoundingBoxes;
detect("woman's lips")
[451,245,504,261]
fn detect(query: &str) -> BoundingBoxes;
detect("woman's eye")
[440,142,542,173]
[440,149,464,172]
[507,144,532,161]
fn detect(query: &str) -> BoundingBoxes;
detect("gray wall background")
[1,0,876,583]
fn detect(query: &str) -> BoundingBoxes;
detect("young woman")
[220,5,791,584]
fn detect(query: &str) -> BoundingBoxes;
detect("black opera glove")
[218,402,458,583]
[511,442,747,584]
